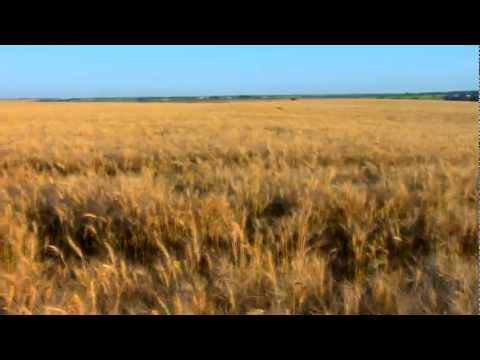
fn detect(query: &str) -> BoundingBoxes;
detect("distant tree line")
[36,91,479,103]
[444,91,478,101]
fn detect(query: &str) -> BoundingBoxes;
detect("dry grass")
[0,99,477,314]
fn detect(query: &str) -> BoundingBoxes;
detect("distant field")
[35,90,478,103]
[0,99,476,314]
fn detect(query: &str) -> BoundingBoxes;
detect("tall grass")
[0,99,476,314]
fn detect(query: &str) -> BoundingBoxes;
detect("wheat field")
[0,99,477,314]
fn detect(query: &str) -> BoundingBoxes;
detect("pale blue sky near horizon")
[0,45,477,98]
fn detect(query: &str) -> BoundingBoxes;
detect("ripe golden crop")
[0,99,476,314]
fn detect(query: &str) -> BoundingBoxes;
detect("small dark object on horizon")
[444,91,478,101]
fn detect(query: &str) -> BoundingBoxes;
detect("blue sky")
[0,45,477,98]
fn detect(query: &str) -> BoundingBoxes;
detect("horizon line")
[1,89,477,100]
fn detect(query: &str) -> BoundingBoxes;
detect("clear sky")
[0,45,477,98]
